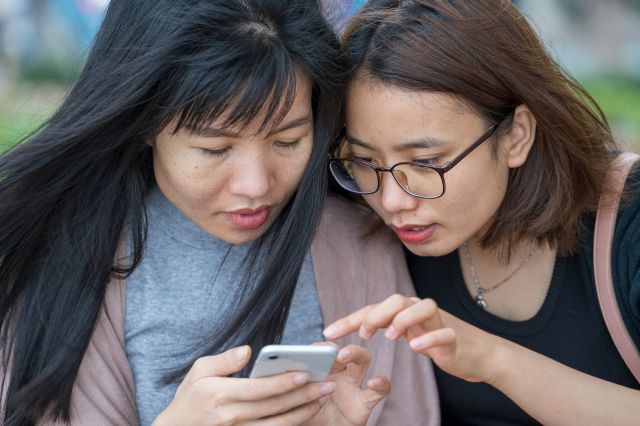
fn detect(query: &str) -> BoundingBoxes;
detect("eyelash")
[275,139,302,149]
[199,139,302,157]
[349,155,441,166]
[200,148,228,157]
[351,155,373,163]
[414,157,440,166]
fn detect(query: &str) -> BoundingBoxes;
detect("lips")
[390,224,436,244]
[226,206,271,230]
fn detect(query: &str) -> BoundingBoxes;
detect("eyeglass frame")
[329,121,501,200]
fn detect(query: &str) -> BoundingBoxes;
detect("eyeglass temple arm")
[439,123,499,172]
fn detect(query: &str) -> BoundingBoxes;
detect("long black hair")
[0,1,346,424]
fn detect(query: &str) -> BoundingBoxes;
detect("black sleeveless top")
[407,166,640,425]
[409,249,637,425]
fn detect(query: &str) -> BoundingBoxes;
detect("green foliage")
[0,113,43,153]
[1,77,639,154]
[584,78,640,122]
[20,60,80,84]
[558,0,589,20]
[0,90,53,153]
[620,0,640,13]
[582,77,640,149]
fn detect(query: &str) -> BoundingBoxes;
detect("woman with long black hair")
[0,1,424,424]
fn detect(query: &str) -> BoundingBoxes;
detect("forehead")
[220,73,312,135]
[347,78,467,125]
[169,72,313,139]
[226,75,313,137]
[345,78,481,146]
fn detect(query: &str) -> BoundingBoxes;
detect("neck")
[459,239,557,320]
[464,238,540,269]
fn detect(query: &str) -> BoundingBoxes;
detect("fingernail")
[369,377,383,388]
[410,338,426,351]
[319,396,329,406]
[323,324,338,338]
[337,348,350,361]
[319,382,336,395]
[385,326,398,340]
[359,324,372,339]
[233,346,248,361]
[293,372,309,385]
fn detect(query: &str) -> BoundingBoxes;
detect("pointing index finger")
[323,304,376,340]
[358,294,419,339]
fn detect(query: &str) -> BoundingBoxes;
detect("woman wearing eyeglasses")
[325,0,640,424]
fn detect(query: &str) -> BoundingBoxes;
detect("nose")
[227,153,271,199]
[379,170,419,214]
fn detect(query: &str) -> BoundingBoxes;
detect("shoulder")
[320,194,377,227]
[68,248,137,423]
[584,158,640,256]
[318,194,398,247]
[313,203,438,425]
[312,193,414,296]
[614,160,640,252]
[612,161,640,345]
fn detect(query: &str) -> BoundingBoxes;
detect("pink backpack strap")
[594,151,640,382]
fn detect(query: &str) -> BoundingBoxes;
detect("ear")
[502,104,537,168]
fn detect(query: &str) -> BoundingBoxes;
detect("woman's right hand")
[323,295,502,383]
[152,346,336,426]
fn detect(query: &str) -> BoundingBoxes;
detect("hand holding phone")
[154,345,335,426]
[249,344,338,382]
[290,343,391,426]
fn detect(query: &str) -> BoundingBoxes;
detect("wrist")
[483,335,517,388]
[152,408,172,426]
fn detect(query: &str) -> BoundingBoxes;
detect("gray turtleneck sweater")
[124,188,324,426]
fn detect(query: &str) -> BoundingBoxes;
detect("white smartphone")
[249,344,338,382]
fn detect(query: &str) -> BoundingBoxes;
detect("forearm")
[489,338,640,425]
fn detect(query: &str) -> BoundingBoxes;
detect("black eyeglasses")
[329,122,499,199]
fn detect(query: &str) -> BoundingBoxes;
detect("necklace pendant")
[475,293,487,309]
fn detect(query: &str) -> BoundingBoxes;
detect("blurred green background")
[1,0,639,153]
[2,77,639,154]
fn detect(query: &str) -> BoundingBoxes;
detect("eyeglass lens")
[330,160,444,198]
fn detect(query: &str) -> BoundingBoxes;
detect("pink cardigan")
[54,196,440,425]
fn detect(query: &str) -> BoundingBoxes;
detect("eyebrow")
[346,133,452,152]
[191,115,313,138]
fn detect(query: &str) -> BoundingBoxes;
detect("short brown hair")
[341,0,618,256]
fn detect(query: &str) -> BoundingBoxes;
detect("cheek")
[441,158,509,227]
[155,150,225,206]
[275,144,313,192]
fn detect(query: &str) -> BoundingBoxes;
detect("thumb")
[362,375,391,410]
[188,345,252,380]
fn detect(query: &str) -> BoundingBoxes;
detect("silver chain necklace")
[462,242,536,309]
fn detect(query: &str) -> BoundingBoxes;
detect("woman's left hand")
[305,343,390,426]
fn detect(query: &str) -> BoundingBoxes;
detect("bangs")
[167,40,301,136]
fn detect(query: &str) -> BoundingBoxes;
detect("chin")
[402,240,459,258]
[200,224,266,245]
[219,228,268,245]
